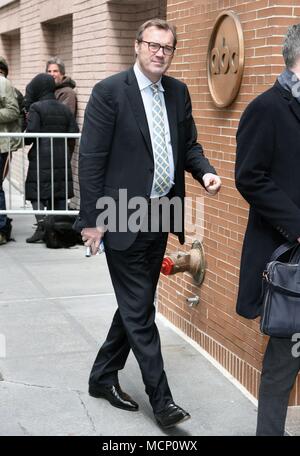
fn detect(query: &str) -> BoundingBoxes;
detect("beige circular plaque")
[207,11,244,108]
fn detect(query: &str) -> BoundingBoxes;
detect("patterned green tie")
[151,83,170,196]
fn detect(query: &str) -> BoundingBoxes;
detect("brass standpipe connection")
[161,240,206,286]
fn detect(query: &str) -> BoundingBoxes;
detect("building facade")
[1,0,299,404]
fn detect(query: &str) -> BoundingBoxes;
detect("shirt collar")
[134,63,164,92]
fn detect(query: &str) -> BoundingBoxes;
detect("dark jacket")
[25,74,79,201]
[76,67,216,250]
[235,80,300,319]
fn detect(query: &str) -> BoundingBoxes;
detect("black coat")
[25,94,79,201]
[235,80,300,319]
[76,67,216,250]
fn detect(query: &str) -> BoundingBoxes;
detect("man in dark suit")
[77,18,221,428]
[235,24,300,436]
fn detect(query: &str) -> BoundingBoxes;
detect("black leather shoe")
[155,403,191,428]
[88,383,139,412]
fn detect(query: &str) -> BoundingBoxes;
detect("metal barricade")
[0,132,81,215]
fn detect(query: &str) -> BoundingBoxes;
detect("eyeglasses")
[138,40,176,56]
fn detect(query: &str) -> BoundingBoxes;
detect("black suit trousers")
[256,336,300,435]
[89,226,173,413]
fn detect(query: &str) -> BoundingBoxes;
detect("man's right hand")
[81,227,104,256]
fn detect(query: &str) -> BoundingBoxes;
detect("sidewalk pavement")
[0,213,299,436]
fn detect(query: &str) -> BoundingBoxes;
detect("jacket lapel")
[289,98,300,123]
[125,68,153,158]
[275,80,300,124]
[162,76,178,168]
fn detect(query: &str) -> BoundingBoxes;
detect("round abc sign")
[207,11,244,108]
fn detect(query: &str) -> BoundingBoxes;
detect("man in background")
[235,24,300,435]
[46,57,77,160]
[46,56,77,116]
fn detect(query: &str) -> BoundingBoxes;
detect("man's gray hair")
[282,24,300,69]
[45,56,65,75]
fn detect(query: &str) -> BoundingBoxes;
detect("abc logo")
[210,43,239,75]
[207,11,244,107]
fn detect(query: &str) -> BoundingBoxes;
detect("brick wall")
[1,30,21,89]
[42,16,73,76]
[162,0,300,404]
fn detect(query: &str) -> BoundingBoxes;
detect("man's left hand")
[202,173,222,195]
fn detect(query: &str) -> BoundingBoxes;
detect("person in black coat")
[235,24,300,436]
[76,19,221,428]
[25,73,79,243]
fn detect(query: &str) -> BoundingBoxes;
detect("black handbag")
[260,241,300,337]
[43,215,83,249]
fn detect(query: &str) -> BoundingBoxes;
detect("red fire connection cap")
[161,257,174,275]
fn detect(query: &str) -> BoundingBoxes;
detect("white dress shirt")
[133,63,175,198]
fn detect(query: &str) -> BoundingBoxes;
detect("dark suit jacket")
[76,67,216,250]
[235,80,300,319]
